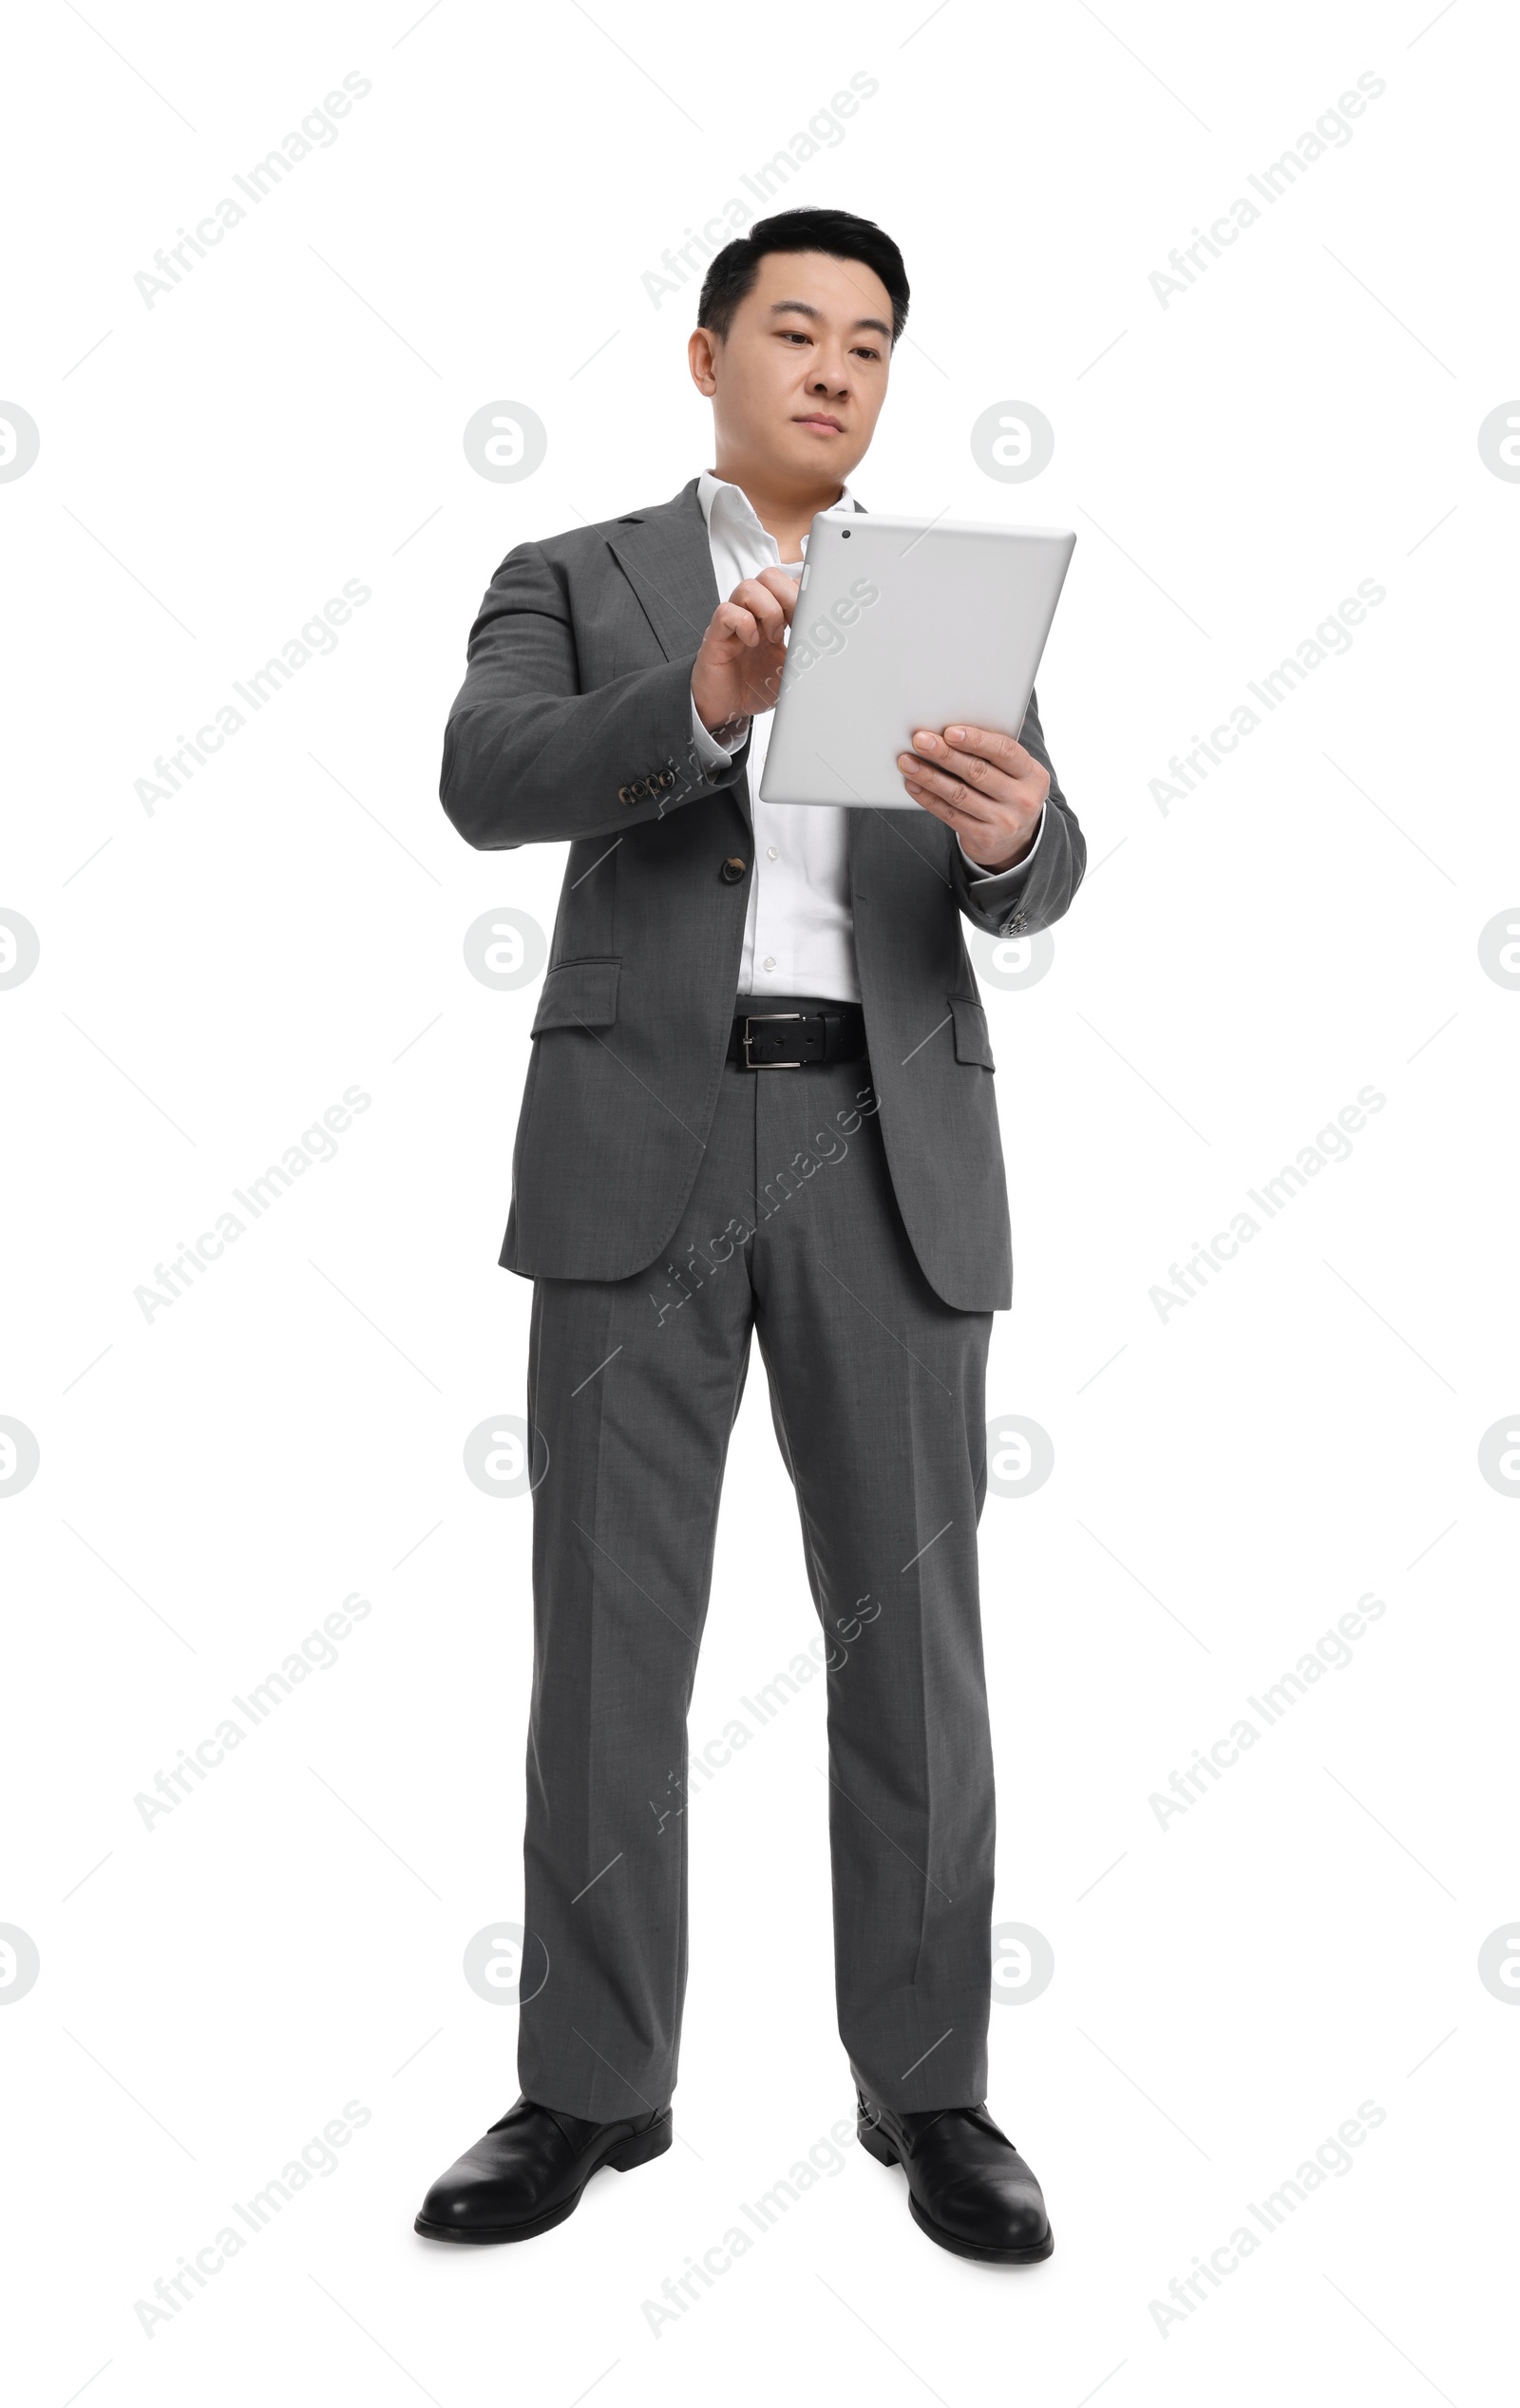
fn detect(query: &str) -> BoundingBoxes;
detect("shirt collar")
[697,468,856,548]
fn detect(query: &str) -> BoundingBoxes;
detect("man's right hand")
[691,567,801,736]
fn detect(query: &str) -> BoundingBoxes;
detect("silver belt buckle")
[743,1011,804,1069]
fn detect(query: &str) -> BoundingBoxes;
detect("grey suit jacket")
[439,477,1085,1311]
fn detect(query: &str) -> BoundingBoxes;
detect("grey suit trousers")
[518,1024,997,2118]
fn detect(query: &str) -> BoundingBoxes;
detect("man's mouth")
[794,413,845,433]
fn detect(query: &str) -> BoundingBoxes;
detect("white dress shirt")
[687,469,1046,1003]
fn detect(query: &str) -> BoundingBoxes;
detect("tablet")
[758,513,1075,807]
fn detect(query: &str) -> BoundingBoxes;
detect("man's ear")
[688,326,719,398]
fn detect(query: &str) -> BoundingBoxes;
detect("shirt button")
[763,956,776,972]
[767,845,779,861]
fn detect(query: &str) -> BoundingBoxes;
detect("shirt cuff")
[959,799,1047,887]
[690,693,748,773]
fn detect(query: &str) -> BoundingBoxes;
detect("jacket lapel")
[605,480,718,668]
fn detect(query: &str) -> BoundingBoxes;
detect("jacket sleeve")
[439,538,750,850]
[947,687,1086,937]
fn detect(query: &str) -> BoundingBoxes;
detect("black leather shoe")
[414,2095,673,2244]
[856,2090,1054,2263]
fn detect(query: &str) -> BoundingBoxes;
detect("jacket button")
[720,855,748,883]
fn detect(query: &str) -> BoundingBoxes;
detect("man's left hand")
[897,725,1050,871]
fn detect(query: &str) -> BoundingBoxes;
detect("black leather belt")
[728,1004,867,1069]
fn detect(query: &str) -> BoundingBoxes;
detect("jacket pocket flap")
[949,995,995,1069]
[531,958,621,1035]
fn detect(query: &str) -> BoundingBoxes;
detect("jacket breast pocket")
[530,957,621,1035]
[949,994,995,1070]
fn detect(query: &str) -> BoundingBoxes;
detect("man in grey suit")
[416,208,1085,2262]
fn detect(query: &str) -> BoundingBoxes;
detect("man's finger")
[716,603,762,648]
[754,565,801,617]
[901,773,997,830]
[897,750,1000,815]
[911,728,1033,798]
[910,727,1050,813]
[729,594,780,645]
[941,724,1029,771]
[732,574,793,636]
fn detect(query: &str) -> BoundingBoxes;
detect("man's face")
[691,248,893,485]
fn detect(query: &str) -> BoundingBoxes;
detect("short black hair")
[695,206,909,346]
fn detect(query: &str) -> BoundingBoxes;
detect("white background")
[3,1,1517,2401]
